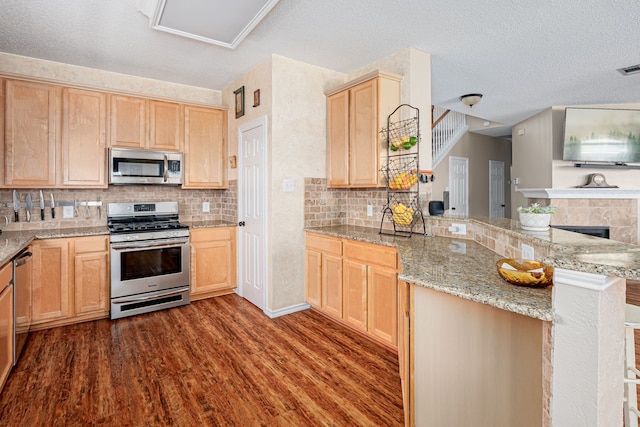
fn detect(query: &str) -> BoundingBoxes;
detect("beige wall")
[550,104,640,189]
[511,109,554,216]
[223,54,345,312]
[433,132,512,218]
[512,103,640,194]
[0,52,221,105]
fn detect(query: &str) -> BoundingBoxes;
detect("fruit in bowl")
[496,258,553,288]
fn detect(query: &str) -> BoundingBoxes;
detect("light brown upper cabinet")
[149,100,183,151]
[109,95,183,151]
[183,106,227,189]
[3,79,58,187]
[326,71,401,188]
[108,95,147,149]
[62,88,107,187]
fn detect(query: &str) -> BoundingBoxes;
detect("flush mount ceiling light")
[460,93,483,107]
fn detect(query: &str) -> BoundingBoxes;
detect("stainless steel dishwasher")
[13,247,32,365]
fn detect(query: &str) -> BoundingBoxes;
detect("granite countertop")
[0,226,110,266]
[468,217,640,281]
[307,225,553,321]
[182,220,237,229]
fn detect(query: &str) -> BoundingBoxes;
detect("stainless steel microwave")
[109,148,183,185]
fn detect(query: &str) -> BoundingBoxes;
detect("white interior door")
[238,116,267,310]
[489,160,505,218]
[449,156,469,217]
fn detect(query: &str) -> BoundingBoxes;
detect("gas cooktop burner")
[107,201,190,240]
[108,221,188,233]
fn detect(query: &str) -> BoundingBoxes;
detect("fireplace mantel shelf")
[518,187,640,199]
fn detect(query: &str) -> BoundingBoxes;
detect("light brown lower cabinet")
[190,227,237,300]
[0,262,14,392]
[305,233,398,348]
[31,235,109,329]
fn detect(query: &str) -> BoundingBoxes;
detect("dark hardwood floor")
[0,295,404,426]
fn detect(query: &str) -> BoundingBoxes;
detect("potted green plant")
[516,203,557,231]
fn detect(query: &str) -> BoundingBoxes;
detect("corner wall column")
[551,268,625,426]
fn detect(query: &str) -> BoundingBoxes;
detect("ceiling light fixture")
[460,93,483,108]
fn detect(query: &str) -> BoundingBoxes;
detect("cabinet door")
[149,100,182,151]
[74,236,109,315]
[109,95,146,148]
[321,253,343,318]
[190,228,236,298]
[368,265,398,346]
[0,277,13,391]
[32,239,70,323]
[62,88,107,187]
[305,249,322,308]
[184,106,227,188]
[4,80,57,187]
[327,90,350,187]
[191,240,235,295]
[349,79,379,187]
[342,258,368,331]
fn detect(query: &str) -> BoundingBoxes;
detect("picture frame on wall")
[234,86,245,118]
[253,89,260,107]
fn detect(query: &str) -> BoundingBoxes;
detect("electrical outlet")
[521,243,535,260]
[448,223,467,235]
[202,202,210,213]
[63,205,74,218]
[367,205,373,217]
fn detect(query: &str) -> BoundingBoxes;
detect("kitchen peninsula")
[307,216,635,427]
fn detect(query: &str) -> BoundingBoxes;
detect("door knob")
[238,221,246,227]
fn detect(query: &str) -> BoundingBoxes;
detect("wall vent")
[617,64,640,76]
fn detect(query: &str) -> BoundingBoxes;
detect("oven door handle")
[111,239,189,251]
[112,289,187,304]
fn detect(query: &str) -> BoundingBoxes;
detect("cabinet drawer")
[191,227,234,243]
[74,236,108,254]
[306,233,342,256]
[343,240,397,270]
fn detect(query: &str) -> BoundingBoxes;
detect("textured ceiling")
[0,0,639,131]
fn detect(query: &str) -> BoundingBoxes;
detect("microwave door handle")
[163,155,169,182]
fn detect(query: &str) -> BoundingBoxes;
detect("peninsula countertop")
[307,225,554,321]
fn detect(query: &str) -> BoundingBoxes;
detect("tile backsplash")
[304,178,431,230]
[0,181,238,231]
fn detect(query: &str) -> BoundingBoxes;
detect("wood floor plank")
[0,295,404,426]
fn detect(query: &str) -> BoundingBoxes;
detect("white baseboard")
[264,302,310,318]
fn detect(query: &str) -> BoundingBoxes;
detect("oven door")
[110,236,190,299]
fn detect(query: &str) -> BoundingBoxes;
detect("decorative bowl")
[496,258,553,288]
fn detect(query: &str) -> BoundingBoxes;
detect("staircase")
[431,106,469,168]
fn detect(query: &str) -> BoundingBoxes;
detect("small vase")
[519,212,551,231]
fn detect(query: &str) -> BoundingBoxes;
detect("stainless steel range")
[108,201,190,320]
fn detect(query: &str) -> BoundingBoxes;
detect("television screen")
[562,108,640,163]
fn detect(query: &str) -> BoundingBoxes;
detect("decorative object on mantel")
[517,203,557,231]
[496,258,553,288]
[578,173,618,188]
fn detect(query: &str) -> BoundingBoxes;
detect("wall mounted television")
[562,107,640,165]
